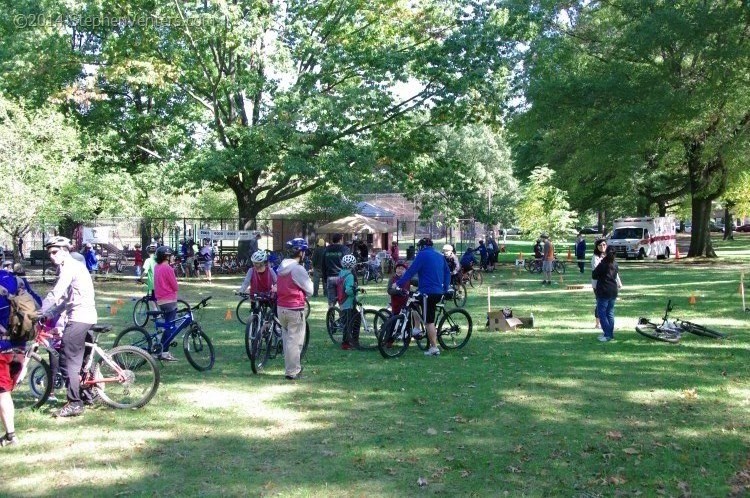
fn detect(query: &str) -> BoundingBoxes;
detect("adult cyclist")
[41,236,98,418]
[396,237,451,356]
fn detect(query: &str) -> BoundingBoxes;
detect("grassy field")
[5,236,750,497]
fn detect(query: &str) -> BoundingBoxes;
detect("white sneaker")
[597,335,612,342]
[424,346,440,356]
[411,328,423,338]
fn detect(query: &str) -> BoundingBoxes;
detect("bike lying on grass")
[15,320,160,410]
[635,299,727,343]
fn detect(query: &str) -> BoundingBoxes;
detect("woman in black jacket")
[591,246,622,342]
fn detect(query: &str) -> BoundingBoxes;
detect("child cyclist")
[384,260,412,347]
[339,254,359,350]
[238,250,277,295]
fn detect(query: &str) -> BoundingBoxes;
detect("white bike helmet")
[341,254,357,269]
[44,236,71,249]
[442,244,453,253]
[251,250,267,263]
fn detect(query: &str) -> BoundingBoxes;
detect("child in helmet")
[154,246,179,361]
[238,250,277,295]
[339,254,359,350]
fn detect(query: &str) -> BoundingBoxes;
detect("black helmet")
[155,245,173,263]
[417,237,433,248]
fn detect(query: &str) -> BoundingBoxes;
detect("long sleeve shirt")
[41,254,97,324]
[154,263,179,305]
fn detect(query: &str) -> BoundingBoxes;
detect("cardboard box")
[487,311,524,331]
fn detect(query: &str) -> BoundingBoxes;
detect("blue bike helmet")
[286,238,309,256]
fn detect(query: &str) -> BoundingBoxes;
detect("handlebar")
[193,296,212,310]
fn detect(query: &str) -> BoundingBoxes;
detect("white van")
[607,217,677,260]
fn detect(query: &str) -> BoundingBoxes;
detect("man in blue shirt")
[0,268,22,446]
[396,237,451,356]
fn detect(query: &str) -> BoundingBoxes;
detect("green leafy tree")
[506,0,750,257]
[516,167,577,241]
[57,0,511,226]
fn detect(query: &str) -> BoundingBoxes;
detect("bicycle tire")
[15,353,52,409]
[357,309,388,351]
[43,266,58,284]
[132,297,152,327]
[301,322,310,359]
[252,324,273,373]
[113,326,154,354]
[378,314,410,359]
[677,320,726,339]
[471,271,483,287]
[414,331,429,350]
[553,261,566,274]
[374,273,383,284]
[236,297,252,325]
[183,324,215,371]
[326,307,344,345]
[245,313,260,363]
[437,308,473,349]
[305,298,311,319]
[635,322,680,343]
[452,283,467,307]
[93,345,160,409]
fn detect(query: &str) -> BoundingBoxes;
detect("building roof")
[356,201,394,218]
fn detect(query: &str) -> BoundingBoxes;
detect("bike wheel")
[236,298,252,325]
[357,309,388,350]
[301,322,310,358]
[252,325,273,373]
[43,266,58,284]
[677,320,726,339]
[14,353,52,409]
[378,314,410,359]
[305,298,311,319]
[113,326,154,353]
[635,322,680,343]
[453,283,467,307]
[326,307,344,345]
[437,308,473,350]
[245,314,260,363]
[93,345,160,409]
[471,271,483,287]
[554,261,566,274]
[133,297,152,327]
[183,324,215,371]
[374,273,383,284]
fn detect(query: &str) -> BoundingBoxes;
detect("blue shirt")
[396,248,451,295]
[0,269,21,351]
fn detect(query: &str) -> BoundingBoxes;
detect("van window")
[610,228,644,239]
[643,229,650,239]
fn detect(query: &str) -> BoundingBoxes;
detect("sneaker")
[158,352,178,362]
[597,335,612,342]
[0,434,18,447]
[424,346,441,356]
[46,394,58,404]
[341,342,353,350]
[285,366,304,380]
[385,341,394,349]
[411,328,423,338]
[54,403,85,418]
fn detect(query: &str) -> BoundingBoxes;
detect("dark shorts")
[0,352,24,393]
[421,294,443,325]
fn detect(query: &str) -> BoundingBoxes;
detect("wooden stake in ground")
[741,271,746,311]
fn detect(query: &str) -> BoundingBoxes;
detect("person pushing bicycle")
[41,236,98,418]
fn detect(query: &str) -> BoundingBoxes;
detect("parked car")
[576,226,600,235]
[736,223,750,233]
[503,227,523,235]
[708,221,724,233]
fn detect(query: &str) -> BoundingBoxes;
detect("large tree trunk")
[688,198,717,257]
[723,206,734,240]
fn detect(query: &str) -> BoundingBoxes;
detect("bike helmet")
[147,244,158,253]
[286,238,309,255]
[442,244,453,253]
[251,250,268,263]
[341,254,357,269]
[155,245,173,263]
[44,236,71,249]
[417,237,433,248]
[395,260,407,269]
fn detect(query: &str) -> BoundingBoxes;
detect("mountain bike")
[450,280,467,307]
[325,289,389,350]
[17,321,160,409]
[132,294,191,327]
[236,292,310,325]
[377,291,472,359]
[460,265,483,288]
[635,299,726,343]
[114,297,215,371]
[243,292,310,374]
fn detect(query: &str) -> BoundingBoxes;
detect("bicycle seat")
[91,325,113,333]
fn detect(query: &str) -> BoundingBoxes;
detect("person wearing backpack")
[0,266,25,446]
[276,239,313,380]
[338,254,359,350]
[321,233,350,307]
[40,236,97,418]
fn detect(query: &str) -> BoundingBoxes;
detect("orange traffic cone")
[110,305,118,316]
[675,245,680,259]
[567,247,572,262]
[688,293,696,305]
[116,298,125,306]
[225,308,233,320]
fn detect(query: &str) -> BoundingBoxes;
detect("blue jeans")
[596,297,616,339]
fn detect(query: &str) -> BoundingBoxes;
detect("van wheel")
[637,248,646,260]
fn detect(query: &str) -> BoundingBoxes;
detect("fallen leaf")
[623,448,640,455]
[426,428,438,435]
[417,477,428,487]
[507,465,522,473]
[460,470,472,478]
[608,475,627,485]
[606,430,624,440]
[681,388,698,400]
